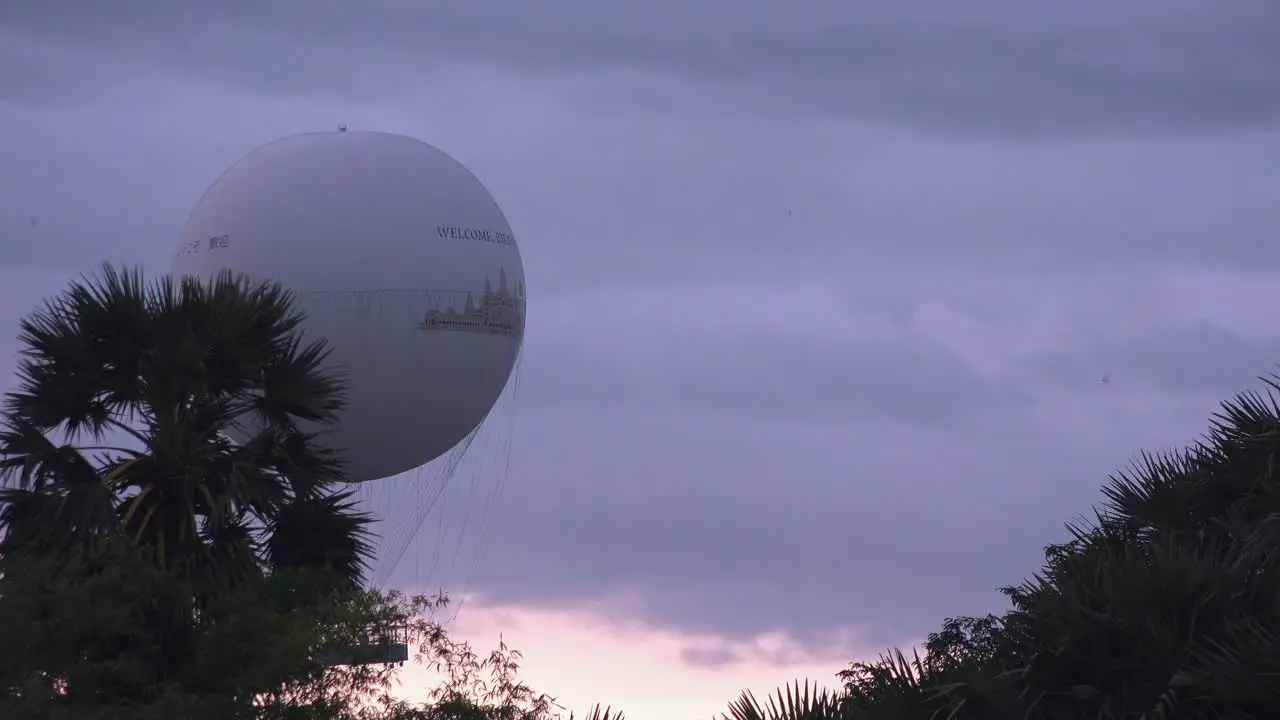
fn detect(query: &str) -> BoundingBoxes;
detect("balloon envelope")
[173,130,525,482]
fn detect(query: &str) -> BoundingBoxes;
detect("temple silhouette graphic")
[419,266,525,337]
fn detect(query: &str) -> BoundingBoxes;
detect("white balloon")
[173,131,525,483]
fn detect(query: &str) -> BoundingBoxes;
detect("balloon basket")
[316,622,410,667]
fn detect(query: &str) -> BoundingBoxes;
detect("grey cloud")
[5,1,1280,138]
[0,38,97,103]
[1017,323,1280,399]
[6,79,1280,284]
[0,218,174,275]
[519,327,1028,429]
[665,331,1027,428]
[444,402,1108,650]
[448,379,1233,650]
[680,647,739,670]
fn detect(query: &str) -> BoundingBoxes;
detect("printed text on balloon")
[436,225,515,247]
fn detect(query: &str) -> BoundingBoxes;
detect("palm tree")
[925,379,1280,719]
[0,264,375,691]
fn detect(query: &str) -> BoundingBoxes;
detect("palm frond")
[723,679,843,720]
[569,703,625,720]
[266,489,376,586]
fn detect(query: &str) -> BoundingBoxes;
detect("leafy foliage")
[0,538,448,719]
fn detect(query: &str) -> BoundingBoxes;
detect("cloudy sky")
[4,1,1280,716]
